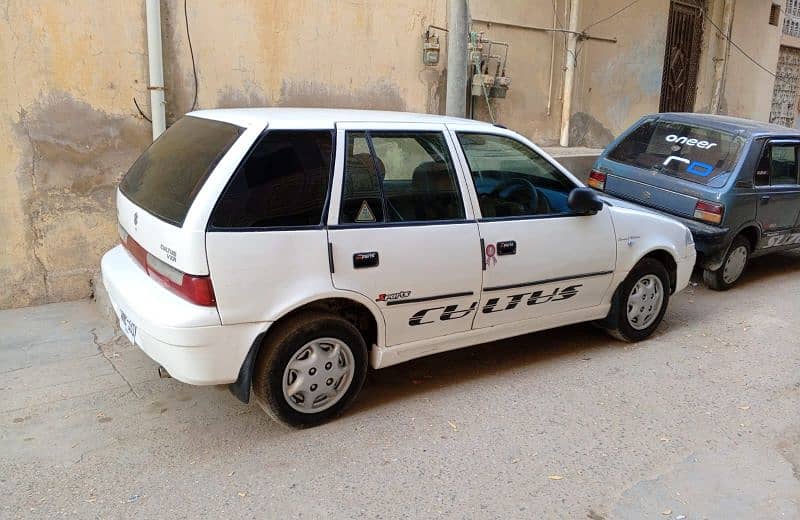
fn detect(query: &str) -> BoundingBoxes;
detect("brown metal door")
[659,0,704,113]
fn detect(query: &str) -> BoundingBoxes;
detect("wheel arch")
[638,247,679,294]
[229,293,384,404]
[734,223,760,252]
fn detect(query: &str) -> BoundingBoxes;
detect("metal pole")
[559,0,580,147]
[145,0,166,140]
[446,0,469,117]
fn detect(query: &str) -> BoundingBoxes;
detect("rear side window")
[120,116,243,226]
[607,119,745,185]
[210,131,333,229]
[755,142,799,186]
[339,131,465,224]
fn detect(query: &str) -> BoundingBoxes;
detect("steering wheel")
[490,177,541,214]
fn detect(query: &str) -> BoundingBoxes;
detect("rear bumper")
[101,245,268,385]
[666,215,729,270]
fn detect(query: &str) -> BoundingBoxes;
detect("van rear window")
[120,116,243,226]
[607,120,745,185]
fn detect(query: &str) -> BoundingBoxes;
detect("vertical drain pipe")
[145,0,167,140]
[710,0,735,114]
[446,0,469,117]
[559,0,580,147]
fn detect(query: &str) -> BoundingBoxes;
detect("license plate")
[119,310,138,345]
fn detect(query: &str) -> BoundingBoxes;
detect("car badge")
[133,212,138,226]
[642,191,651,199]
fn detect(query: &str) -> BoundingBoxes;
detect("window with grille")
[783,0,800,37]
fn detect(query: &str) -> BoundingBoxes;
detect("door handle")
[353,251,379,268]
[761,195,771,203]
[497,240,517,255]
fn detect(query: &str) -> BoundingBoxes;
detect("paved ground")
[2,252,800,519]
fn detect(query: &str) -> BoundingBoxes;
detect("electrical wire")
[693,0,776,78]
[185,0,199,111]
[133,96,152,122]
[582,0,641,32]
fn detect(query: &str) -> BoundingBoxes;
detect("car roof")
[188,107,493,129]
[655,112,800,137]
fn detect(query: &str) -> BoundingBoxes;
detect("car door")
[754,139,800,246]
[328,123,483,347]
[450,128,617,329]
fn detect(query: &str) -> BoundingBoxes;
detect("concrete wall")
[571,0,669,147]
[0,0,448,309]
[718,0,780,120]
[0,0,785,309]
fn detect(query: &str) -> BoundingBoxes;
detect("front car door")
[328,123,483,346]
[448,127,617,329]
[754,139,800,248]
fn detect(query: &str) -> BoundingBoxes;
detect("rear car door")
[328,123,482,347]
[754,139,800,246]
[451,129,617,329]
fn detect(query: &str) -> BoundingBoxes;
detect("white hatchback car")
[102,108,695,427]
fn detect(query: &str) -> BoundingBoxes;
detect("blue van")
[591,113,800,290]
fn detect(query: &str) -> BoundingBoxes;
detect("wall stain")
[216,81,270,109]
[13,91,149,305]
[278,79,406,111]
[569,112,615,148]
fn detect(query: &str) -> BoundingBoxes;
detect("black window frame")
[754,139,800,188]
[334,130,470,228]
[456,131,581,222]
[206,128,336,232]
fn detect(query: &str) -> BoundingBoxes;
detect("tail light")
[119,225,216,306]
[694,200,724,225]
[587,170,606,191]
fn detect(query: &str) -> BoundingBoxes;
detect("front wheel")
[703,235,750,291]
[252,313,368,428]
[603,258,671,342]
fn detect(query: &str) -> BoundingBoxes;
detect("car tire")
[252,312,368,428]
[702,235,750,291]
[603,257,671,342]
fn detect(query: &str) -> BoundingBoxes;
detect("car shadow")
[351,323,612,415]
[735,249,800,289]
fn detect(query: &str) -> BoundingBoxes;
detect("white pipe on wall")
[559,0,580,147]
[145,0,166,140]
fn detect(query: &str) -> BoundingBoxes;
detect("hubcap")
[626,274,664,331]
[282,338,355,413]
[722,245,748,284]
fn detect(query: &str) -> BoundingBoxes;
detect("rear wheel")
[703,235,750,291]
[252,313,367,428]
[603,258,671,342]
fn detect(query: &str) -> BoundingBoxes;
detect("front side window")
[210,130,333,228]
[607,119,745,186]
[339,131,465,224]
[755,142,799,186]
[457,133,575,218]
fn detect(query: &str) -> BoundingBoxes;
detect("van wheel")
[252,312,367,428]
[703,235,750,291]
[603,258,670,342]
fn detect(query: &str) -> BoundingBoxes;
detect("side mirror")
[568,187,604,215]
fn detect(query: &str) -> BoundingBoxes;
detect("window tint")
[210,130,332,228]
[339,131,465,223]
[607,119,745,185]
[457,133,575,218]
[120,116,243,226]
[756,143,799,186]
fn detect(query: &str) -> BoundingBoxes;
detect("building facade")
[0,0,791,309]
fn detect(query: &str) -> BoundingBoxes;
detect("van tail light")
[694,200,724,225]
[119,225,216,306]
[587,170,606,191]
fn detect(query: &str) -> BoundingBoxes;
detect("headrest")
[412,161,451,191]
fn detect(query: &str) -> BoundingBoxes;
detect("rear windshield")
[607,119,746,185]
[120,116,243,226]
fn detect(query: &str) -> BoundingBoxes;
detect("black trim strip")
[327,242,334,273]
[483,270,613,292]
[385,291,474,306]
[329,219,476,230]
[480,238,486,271]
